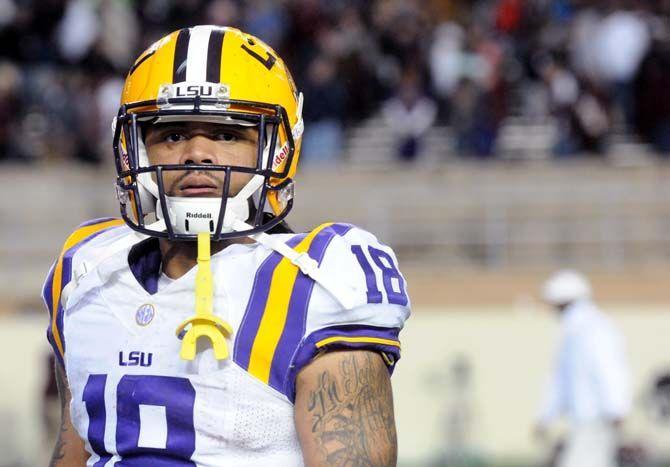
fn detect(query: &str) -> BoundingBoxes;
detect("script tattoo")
[50,363,69,466]
[49,425,67,466]
[306,352,397,466]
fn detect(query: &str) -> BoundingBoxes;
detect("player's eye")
[215,131,238,142]
[164,132,187,143]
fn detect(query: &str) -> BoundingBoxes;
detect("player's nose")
[179,135,217,165]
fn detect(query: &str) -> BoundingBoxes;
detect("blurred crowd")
[1,0,669,165]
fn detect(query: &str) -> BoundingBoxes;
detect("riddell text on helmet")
[273,142,290,169]
[186,212,213,219]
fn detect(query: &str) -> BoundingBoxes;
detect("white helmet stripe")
[186,26,213,82]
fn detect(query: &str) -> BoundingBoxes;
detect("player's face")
[144,122,258,198]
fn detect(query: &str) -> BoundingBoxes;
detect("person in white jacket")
[535,270,631,467]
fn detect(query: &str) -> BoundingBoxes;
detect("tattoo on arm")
[50,362,69,466]
[305,351,397,466]
[50,425,68,466]
[49,363,88,466]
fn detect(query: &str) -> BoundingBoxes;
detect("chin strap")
[230,219,359,310]
[175,232,233,360]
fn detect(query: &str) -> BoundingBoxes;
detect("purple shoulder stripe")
[285,324,401,402]
[329,223,354,236]
[46,332,63,368]
[42,261,56,321]
[79,217,120,227]
[233,234,305,369]
[42,261,60,366]
[45,222,123,367]
[267,223,354,394]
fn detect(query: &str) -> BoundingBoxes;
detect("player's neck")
[158,237,253,279]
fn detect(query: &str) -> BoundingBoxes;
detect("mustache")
[167,169,223,195]
[173,169,221,186]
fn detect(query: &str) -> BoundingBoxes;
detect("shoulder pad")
[232,222,410,402]
[316,224,410,309]
[42,218,126,365]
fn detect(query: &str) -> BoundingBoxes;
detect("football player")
[43,26,410,466]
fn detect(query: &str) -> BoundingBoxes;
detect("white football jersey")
[42,218,410,466]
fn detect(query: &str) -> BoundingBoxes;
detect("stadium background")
[1,0,670,466]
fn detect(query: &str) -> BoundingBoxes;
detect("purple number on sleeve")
[368,246,408,306]
[351,245,383,303]
[351,245,408,306]
[82,374,112,467]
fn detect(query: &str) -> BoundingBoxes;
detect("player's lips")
[180,187,219,196]
[178,176,220,196]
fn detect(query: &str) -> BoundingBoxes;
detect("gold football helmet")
[113,26,303,239]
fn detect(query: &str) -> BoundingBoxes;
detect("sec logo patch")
[135,304,156,326]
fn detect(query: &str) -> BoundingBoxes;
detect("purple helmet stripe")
[172,28,191,83]
[206,28,225,83]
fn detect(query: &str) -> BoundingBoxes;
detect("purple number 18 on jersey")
[351,245,408,306]
[83,374,196,466]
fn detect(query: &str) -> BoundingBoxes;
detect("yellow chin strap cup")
[176,232,233,360]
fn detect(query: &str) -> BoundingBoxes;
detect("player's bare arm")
[295,350,398,467]
[50,363,87,467]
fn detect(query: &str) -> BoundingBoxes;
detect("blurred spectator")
[300,55,345,165]
[452,78,497,158]
[442,355,475,466]
[429,22,466,103]
[569,5,603,83]
[592,2,651,127]
[0,0,669,164]
[332,6,386,122]
[205,0,242,31]
[651,373,670,423]
[0,62,22,161]
[633,36,670,155]
[648,373,670,423]
[243,0,288,50]
[495,0,524,34]
[98,1,140,70]
[536,270,630,467]
[538,54,610,156]
[55,0,98,64]
[382,69,437,162]
[373,0,427,70]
